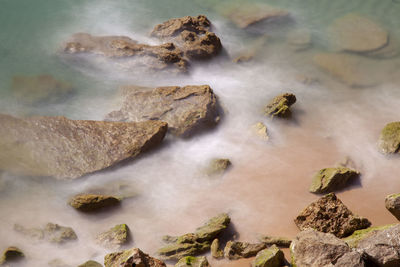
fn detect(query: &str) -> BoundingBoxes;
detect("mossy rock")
[343,224,396,248]
[206,159,232,176]
[14,222,77,244]
[104,247,165,267]
[97,224,129,249]
[210,239,224,259]
[309,167,359,194]
[68,194,121,212]
[251,245,284,267]
[257,235,291,248]
[175,256,210,267]
[378,122,400,154]
[0,247,24,265]
[264,93,296,118]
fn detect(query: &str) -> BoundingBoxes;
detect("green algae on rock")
[264,93,296,118]
[0,247,24,265]
[158,213,230,260]
[175,256,210,267]
[97,224,130,249]
[105,247,166,267]
[378,122,400,154]
[251,245,284,267]
[78,260,102,267]
[309,167,359,194]
[343,224,397,248]
[224,241,267,260]
[68,194,121,212]
[385,193,400,220]
[14,223,77,244]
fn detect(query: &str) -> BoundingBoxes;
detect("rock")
[158,213,230,260]
[78,260,102,267]
[328,13,388,53]
[63,33,188,74]
[294,193,371,238]
[334,251,366,267]
[175,256,210,267]
[0,247,24,265]
[309,167,359,194]
[206,158,231,176]
[225,4,291,29]
[11,75,74,105]
[104,247,166,267]
[224,241,267,260]
[69,194,120,212]
[251,122,269,141]
[251,245,285,267]
[343,224,396,248]
[97,224,129,249]
[385,193,400,220]
[210,239,224,259]
[287,28,312,51]
[233,54,254,64]
[378,122,400,154]
[151,15,222,60]
[264,93,296,118]
[257,236,291,248]
[86,180,138,199]
[0,114,167,179]
[106,85,219,137]
[14,222,77,244]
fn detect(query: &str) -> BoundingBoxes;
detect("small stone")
[385,194,400,221]
[309,167,359,194]
[175,256,210,267]
[97,224,129,249]
[257,236,291,248]
[105,247,166,267]
[378,122,400,154]
[224,241,267,259]
[211,239,224,259]
[78,260,103,267]
[252,123,269,141]
[251,245,284,267]
[264,93,296,118]
[207,158,232,176]
[0,247,24,265]
[68,194,121,212]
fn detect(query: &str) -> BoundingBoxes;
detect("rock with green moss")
[224,241,267,259]
[257,236,291,248]
[158,213,230,260]
[343,224,397,248]
[206,159,232,176]
[0,247,24,265]
[251,245,284,267]
[210,239,223,259]
[309,167,359,194]
[14,223,77,244]
[105,247,166,267]
[264,93,296,118]
[385,193,400,220]
[97,224,129,249]
[175,256,210,267]
[68,194,121,212]
[78,260,102,267]
[378,122,400,154]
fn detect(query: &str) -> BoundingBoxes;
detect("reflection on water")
[1,0,400,266]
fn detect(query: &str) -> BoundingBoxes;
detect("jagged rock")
[294,193,371,238]
[206,158,231,176]
[378,122,400,154]
[106,85,219,137]
[343,224,396,248]
[251,122,269,141]
[251,245,285,267]
[97,224,129,249]
[287,28,312,51]
[14,223,77,244]
[0,247,24,265]
[264,93,296,118]
[309,167,359,194]
[224,241,267,260]
[257,236,291,248]
[151,15,222,60]
[11,75,74,105]
[334,251,366,267]
[158,213,230,260]
[63,33,188,74]
[69,194,120,212]
[328,13,388,53]
[210,239,224,259]
[0,114,167,179]
[104,248,166,267]
[78,260,103,267]
[385,193,400,220]
[175,256,210,267]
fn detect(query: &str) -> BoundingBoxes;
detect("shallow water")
[1,0,400,266]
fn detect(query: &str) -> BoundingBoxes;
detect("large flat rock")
[0,114,167,179]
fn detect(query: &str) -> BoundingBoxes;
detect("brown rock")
[257,236,291,248]
[224,241,267,260]
[0,114,167,179]
[104,247,166,267]
[210,239,224,259]
[106,85,219,137]
[264,93,296,118]
[309,167,359,194]
[96,224,130,249]
[294,193,371,238]
[0,247,24,265]
[206,158,231,176]
[69,194,120,212]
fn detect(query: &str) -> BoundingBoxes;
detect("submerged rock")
[105,247,166,267]
[97,224,129,249]
[206,158,232,176]
[78,260,102,267]
[378,122,400,154]
[264,93,296,118]
[257,236,291,248]
[210,239,224,259]
[0,247,24,265]
[106,85,219,137]
[14,223,77,244]
[158,213,230,260]
[0,114,167,179]
[69,194,121,212]
[309,167,359,194]
[294,193,371,238]
[224,241,267,260]
[385,193,400,220]
[251,122,269,141]
[251,245,285,267]
[175,256,210,267]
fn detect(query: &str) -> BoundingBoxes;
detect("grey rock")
[224,241,267,260]
[385,193,400,220]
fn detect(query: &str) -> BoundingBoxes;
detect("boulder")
[106,85,219,137]
[251,245,285,267]
[14,222,77,244]
[0,247,24,265]
[264,93,296,118]
[343,224,396,248]
[294,193,371,238]
[378,122,400,154]
[257,236,291,248]
[78,260,103,267]
[158,213,230,260]
[251,122,269,141]
[206,158,231,176]
[104,247,166,267]
[309,167,359,194]
[334,251,366,267]
[0,114,167,179]
[210,239,224,259]
[69,194,120,212]
[96,224,129,249]
[11,74,74,104]
[328,13,388,53]
[224,241,267,260]
[175,256,210,267]
[385,193,400,220]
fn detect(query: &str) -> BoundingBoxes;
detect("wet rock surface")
[0,114,167,179]
[224,241,267,260]
[378,122,400,154]
[0,247,24,265]
[294,193,371,238]
[264,93,296,118]
[106,85,219,137]
[104,247,166,267]
[158,213,230,260]
[251,245,285,267]
[385,193,400,220]
[69,194,121,212]
[175,256,210,267]
[14,222,77,244]
[96,224,129,249]
[309,167,359,194]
